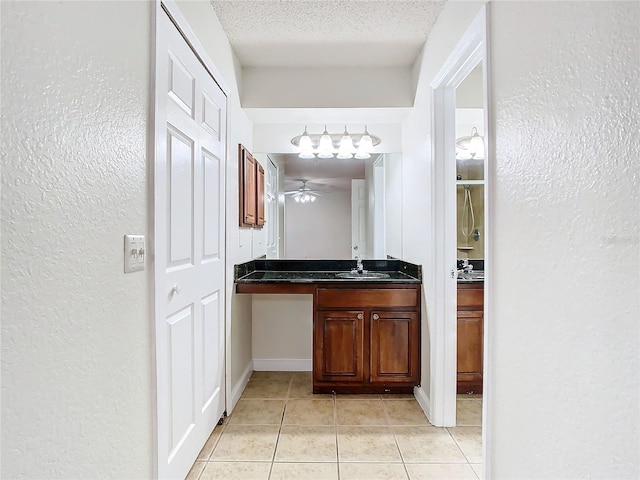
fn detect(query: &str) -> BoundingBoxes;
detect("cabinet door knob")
[357,313,363,320]
[373,313,380,320]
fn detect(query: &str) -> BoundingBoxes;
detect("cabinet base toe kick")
[313,384,416,395]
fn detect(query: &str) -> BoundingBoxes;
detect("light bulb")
[355,126,373,159]
[469,127,484,158]
[317,126,334,159]
[337,127,354,159]
[297,127,315,159]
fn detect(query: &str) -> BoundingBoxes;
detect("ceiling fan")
[284,180,322,203]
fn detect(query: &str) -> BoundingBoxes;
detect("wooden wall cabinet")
[457,283,484,394]
[313,285,420,394]
[238,144,264,228]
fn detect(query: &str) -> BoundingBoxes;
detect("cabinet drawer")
[457,286,484,309]
[317,288,418,309]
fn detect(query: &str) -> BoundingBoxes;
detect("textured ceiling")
[210,0,447,68]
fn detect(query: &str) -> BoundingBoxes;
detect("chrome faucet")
[459,258,473,274]
[355,256,364,273]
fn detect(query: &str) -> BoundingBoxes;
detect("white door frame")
[429,4,491,445]
[151,1,232,477]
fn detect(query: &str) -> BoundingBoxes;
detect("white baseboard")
[253,358,312,372]
[414,385,432,424]
[229,361,253,415]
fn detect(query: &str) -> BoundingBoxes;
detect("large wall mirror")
[254,149,403,261]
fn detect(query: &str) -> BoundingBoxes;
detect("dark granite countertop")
[235,259,422,284]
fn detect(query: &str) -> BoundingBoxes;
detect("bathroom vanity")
[456,278,484,394]
[235,259,421,394]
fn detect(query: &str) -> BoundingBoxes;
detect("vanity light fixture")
[291,126,380,160]
[456,127,485,159]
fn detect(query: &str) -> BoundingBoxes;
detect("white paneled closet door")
[155,9,226,479]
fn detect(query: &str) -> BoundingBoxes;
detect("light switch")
[124,234,145,273]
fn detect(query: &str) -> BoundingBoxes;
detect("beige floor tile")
[382,393,416,400]
[337,426,402,462]
[340,462,408,480]
[274,425,337,462]
[251,371,293,381]
[199,461,271,480]
[383,400,430,426]
[470,463,482,479]
[210,425,279,461]
[290,371,313,382]
[456,399,482,426]
[185,460,206,480]
[242,376,291,399]
[228,399,285,425]
[289,372,315,398]
[405,463,478,480]
[336,399,388,425]
[456,393,482,399]
[288,382,314,399]
[284,399,335,425]
[448,426,483,463]
[196,424,224,460]
[335,394,381,400]
[270,462,339,480]
[393,426,467,463]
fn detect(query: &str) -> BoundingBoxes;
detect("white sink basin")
[335,271,391,279]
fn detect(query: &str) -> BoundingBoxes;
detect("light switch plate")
[124,234,145,273]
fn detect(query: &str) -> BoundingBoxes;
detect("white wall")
[285,191,352,259]
[252,295,314,370]
[1,1,153,477]
[243,67,413,108]
[174,0,256,406]
[488,2,639,478]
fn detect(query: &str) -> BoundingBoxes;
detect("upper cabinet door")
[239,145,256,226]
[256,163,265,227]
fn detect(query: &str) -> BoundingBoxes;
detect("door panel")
[201,291,221,410]
[155,10,226,479]
[370,312,419,383]
[202,150,220,260]
[167,305,195,456]
[167,127,194,268]
[265,159,278,258]
[351,179,367,258]
[168,52,195,117]
[314,310,364,382]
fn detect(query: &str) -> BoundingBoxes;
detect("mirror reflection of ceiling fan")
[284,179,322,203]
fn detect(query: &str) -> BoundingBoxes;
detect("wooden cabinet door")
[370,311,419,384]
[457,310,483,393]
[314,310,364,383]
[256,163,265,227]
[239,145,256,226]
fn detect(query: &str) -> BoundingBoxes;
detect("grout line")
[446,426,474,466]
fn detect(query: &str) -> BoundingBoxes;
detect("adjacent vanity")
[235,259,422,394]
[456,262,484,394]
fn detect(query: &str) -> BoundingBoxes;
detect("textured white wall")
[488,2,639,478]
[284,191,352,259]
[1,1,153,477]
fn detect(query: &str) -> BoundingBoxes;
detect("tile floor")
[187,372,483,480]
